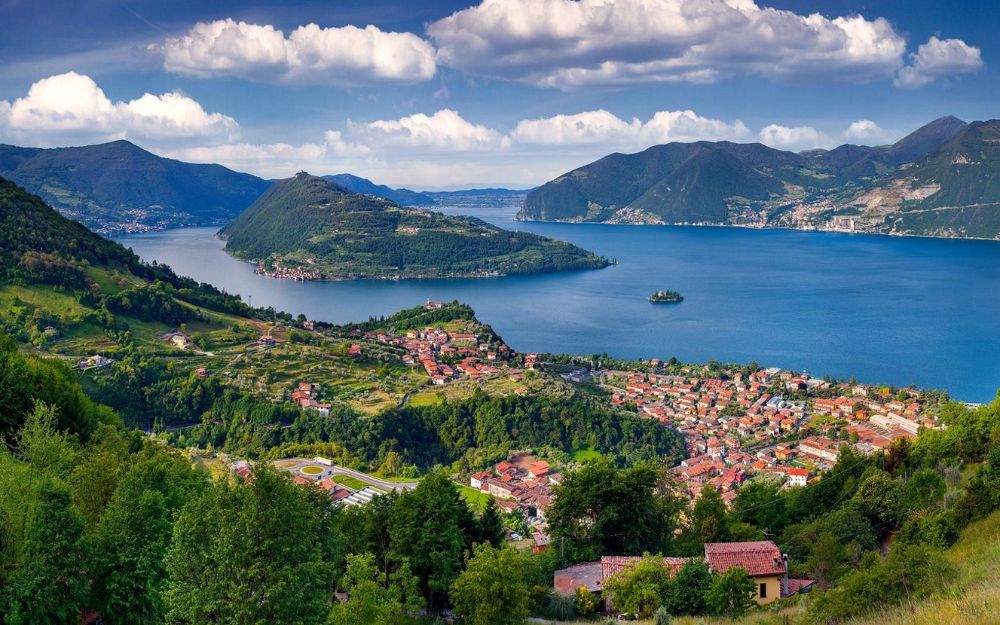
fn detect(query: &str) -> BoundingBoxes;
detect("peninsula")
[218,172,608,280]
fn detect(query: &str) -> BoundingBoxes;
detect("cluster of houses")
[603,367,939,503]
[254,259,320,281]
[469,455,560,531]
[554,540,815,609]
[291,382,332,416]
[367,324,519,386]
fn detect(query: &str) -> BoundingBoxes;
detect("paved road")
[278,458,419,492]
[327,465,419,492]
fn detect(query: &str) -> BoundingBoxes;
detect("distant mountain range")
[0,140,270,235]
[321,173,435,206]
[219,172,607,280]
[518,116,1000,239]
[0,140,506,235]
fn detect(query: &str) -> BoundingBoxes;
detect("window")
[759,582,767,598]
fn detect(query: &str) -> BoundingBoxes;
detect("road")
[277,458,419,492]
[327,465,419,492]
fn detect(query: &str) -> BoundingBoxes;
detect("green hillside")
[517,115,1000,238]
[0,140,270,234]
[220,172,608,279]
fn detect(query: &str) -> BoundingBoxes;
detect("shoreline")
[514,216,1000,243]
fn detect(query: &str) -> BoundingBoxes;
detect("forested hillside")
[220,172,608,279]
[0,141,270,234]
[518,115,1000,239]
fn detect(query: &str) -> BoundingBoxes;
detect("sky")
[0,0,995,189]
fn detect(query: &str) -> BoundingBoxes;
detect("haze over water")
[119,203,1000,403]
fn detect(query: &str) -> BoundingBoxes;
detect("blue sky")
[0,0,994,188]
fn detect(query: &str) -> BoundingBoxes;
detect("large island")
[219,172,608,280]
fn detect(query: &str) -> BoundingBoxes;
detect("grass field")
[458,484,492,512]
[408,391,446,408]
[571,447,603,463]
[334,475,385,492]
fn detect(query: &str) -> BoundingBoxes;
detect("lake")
[117,203,1000,402]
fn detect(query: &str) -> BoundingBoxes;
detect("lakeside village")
[153,297,945,608]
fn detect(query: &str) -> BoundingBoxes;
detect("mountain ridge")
[517,115,1000,238]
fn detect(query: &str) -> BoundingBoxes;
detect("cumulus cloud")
[758,124,831,151]
[895,36,983,88]
[842,119,892,143]
[161,19,436,84]
[348,109,509,151]
[510,109,749,147]
[0,72,238,147]
[427,0,908,88]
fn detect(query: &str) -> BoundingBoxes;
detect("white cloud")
[510,109,749,147]
[895,36,983,88]
[842,119,891,143]
[427,0,908,88]
[161,18,436,84]
[0,72,238,147]
[348,109,509,151]
[758,124,831,151]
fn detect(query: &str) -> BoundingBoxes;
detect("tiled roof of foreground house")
[601,556,690,579]
[704,541,786,577]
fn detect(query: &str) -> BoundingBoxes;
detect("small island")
[649,290,684,303]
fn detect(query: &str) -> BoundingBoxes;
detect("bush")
[654,606,672,625]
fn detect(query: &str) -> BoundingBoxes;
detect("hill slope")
[0,141,270,234]
[322,173,435,206]
[518,116,1000,238]
[220,173,608,280]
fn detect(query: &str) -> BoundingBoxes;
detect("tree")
[603,555,672,618]
[476,499,506,548]
[3,480,88,625]
[705,567,756,619]
[731,481,789,536]
[675,486,730,556]
[14,401,77,477]
[164,467,334,625]
[71,424,132,526]
[388,471,470,607]
[851,468,901,529]
[451,543,530,625]
[89,450,204,625]
[328,553,423,625]
[548,461,679,563]
[377,451,404,477]
[662,559,712,615]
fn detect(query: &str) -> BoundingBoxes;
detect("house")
[528,460,550,479]
[787,468,809,487]
[348,344,363,357]
[470,471,492,490]
[704,541,813,605]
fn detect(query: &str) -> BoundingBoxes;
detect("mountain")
[220,172,608,280]
[851,119,1000,238]
[0,140,270,234]
[517,116,1000,238]
[322,173,435,206]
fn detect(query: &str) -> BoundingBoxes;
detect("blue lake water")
[117,206,1000,402]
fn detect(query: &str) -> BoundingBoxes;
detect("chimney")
[781,553,789,598]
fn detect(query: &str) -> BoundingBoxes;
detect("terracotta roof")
[600,555,690,579]
[704,541,785,577]
[783,578,816,597]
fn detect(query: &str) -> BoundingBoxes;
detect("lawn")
[458,484,492,512]
[408,391,445,408]
[334,475,386,493]
[572,447,604,462]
